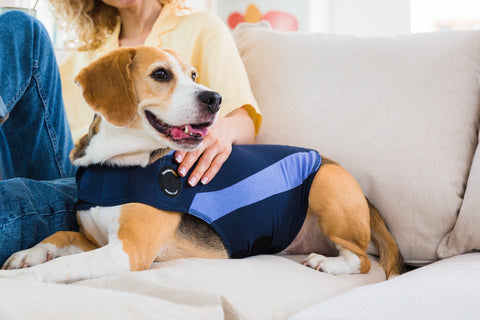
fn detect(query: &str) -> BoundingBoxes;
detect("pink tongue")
[187,125,208,137]
[169,124,208,140]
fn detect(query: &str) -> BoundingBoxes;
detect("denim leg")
[0,10,75,180]
[0,177,78,265]
[0,12,79,265]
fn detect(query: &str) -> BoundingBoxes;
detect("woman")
[0,0,260,264]
[55,0,261,186]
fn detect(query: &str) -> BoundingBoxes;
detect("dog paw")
[1,244,54,270]
[303,252,361,275]
[303,253,329,271]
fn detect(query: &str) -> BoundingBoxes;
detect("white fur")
[0,242,130,283]
[303,245,361,275]
[0,206,129,282]
[77,206,124,246]
[164,52,212,127]
[73,122,160,167]
[2,243,85,269]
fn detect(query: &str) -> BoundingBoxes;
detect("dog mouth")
[145,110,212,143]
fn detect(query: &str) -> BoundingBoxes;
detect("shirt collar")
[101,3,179,50]
[148,4,179,38]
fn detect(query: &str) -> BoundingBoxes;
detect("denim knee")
[0,10,75,180]
[0,10,55,106]
[0,9,54,67]
[0,10,47,37]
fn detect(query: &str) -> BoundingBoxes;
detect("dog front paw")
[1,244,55,270]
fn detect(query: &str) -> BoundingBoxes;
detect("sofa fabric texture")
[290,253,480,320]
[437,141,480,258]
[233,22,480,264]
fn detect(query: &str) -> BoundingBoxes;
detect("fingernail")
[175,154,183,163]
[179,167,187,176]
[189,176,197,186]
[201,177,209,184]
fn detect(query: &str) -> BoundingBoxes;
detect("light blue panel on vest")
[189,150,321,223]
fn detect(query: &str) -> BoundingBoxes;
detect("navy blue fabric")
[76,145,322,258]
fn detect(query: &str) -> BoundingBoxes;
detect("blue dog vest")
[76,145,322,258]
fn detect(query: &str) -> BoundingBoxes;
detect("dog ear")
[75,48,138,127]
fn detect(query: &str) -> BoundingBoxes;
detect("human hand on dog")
[174,108,255,186]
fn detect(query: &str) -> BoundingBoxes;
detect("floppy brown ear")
[75,48,138,127]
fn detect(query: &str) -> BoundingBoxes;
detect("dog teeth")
[184,126,189,134]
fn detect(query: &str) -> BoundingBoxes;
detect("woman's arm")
[170,12,260,186]
[174,107,255,186]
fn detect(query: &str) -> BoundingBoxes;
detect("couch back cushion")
[233,23,480,264]
[437,142,480,258]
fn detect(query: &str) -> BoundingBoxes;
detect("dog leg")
[0,240,130,282]
[304,160,371,275]
[0,204,183,282]
[117,203,183,270]
[2,231,98,270]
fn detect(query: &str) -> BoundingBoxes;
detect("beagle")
[0,47,403,282]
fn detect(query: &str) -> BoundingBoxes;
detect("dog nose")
[198,91,222,114]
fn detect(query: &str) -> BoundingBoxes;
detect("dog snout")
[198,90,222,114]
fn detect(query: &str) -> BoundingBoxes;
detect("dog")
[0,47,403,283]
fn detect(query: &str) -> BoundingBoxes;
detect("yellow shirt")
[60,4,261,143]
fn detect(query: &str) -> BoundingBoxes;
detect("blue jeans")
[0,11,79,264]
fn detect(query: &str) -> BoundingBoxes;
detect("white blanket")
[0,255,385,319]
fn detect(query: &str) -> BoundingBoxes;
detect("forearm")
[224,106,256,145]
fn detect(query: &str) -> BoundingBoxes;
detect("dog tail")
[368,199,404,278]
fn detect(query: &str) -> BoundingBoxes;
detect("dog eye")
[191,72,197,81]
[151,68,171,82]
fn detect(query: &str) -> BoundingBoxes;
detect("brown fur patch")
[129,48,178,114]
[118,203,182,271]
[70,115,101,162]
[308,163,372,273]
[75,48,138,127]
[40,231,98,252]
[149,148,173,164]
[117,203,227,270]
[368,200,405,277]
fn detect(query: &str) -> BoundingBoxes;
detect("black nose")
[198,90,222,114]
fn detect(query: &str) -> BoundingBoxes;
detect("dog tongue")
[187,125,208,137]
[169,124,208,140]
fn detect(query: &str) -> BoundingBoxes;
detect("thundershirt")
[76,144,322,258]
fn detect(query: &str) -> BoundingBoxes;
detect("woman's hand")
[174,107,255,186]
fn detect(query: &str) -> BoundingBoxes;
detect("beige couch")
[1,22,480,319]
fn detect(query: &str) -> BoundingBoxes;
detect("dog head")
[71,47,221,167]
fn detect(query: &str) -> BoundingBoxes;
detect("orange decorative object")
[244,4,262,23]
[227,3,298,32]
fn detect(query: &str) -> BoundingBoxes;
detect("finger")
[187,148,219,186]
[200,151,230,185]
[174,150,187,164]
[177,147,205,177]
